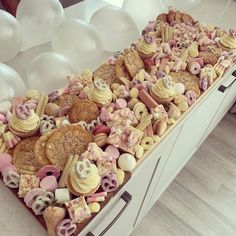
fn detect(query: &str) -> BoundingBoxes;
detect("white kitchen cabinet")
[80,142,161,236]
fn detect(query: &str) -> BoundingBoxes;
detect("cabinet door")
[153,83,229,200]
[134,125,182,227]
[198,71,236,147]
[81,147,160,236]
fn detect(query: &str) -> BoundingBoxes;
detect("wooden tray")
[0,172,131,235]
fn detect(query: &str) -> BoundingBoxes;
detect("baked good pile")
[1,8,236,236]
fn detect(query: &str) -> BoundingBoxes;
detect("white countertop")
[1,0,236,235]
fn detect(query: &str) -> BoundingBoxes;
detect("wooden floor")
[132,113,236,236]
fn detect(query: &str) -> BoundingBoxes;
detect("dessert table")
[0,1,236,236]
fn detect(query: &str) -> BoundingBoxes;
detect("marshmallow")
[55,188,71,204]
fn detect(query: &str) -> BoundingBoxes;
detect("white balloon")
[52,19,104,69]
[90,6,139,52]
[162,0,202,11]
[26,52,77,93]
[0,10,22,63]
[16,0,65,51]
[122,0,167,32]
[0,63,26,102]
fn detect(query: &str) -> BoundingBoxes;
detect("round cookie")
[170,71,201,97]
[198,51,218,66]
[55,94,78,108]
[34,130,56,167]
[68,99,99,123]
[13,137,40,175]
[46,125,92,170]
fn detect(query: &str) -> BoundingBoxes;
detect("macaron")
[118,153,136,172]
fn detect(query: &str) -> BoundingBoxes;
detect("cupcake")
[67,159,100,197]
[136,34,158,59]
[150,75,176,104]
[88,79,112,108]
[9,104,40,138]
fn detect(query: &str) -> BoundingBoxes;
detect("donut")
[187,61,201,75]
[37,165,61,180]
[185,90,197,106]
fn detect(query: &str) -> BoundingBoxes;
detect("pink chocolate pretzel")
[56,219,77,236]
[15,104,31,120]
[101,173,119,192]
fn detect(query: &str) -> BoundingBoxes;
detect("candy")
[138,89,158,109]
[130,88,139,98]
[101,173,119,192]
[93,124,111,136]
[116,168,125,185]
[104,145,120,162]
[75,159,92,179]
[115,98,127,109]
[87,196,105,203]
[88,202,100,213]
[0,153,12,172]
[187,61,201,75]
[40,175,58,192]
[37,165,61,180]
[24,188,46,208]
[56,219,77,236]
[141,136,154,150]
[185,90,197,106]
[2,171,20,189]
[55,188,71,204]
[118,153,136,172]
[0,113,7,124]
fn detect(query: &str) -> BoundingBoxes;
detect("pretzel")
[15,104,31,120]
[32,192,54,215]
[101,173,119,192]
[162,75,173,89]
[76,159,92,179]
[56,219,77,236]
[2,171,20,189]
[94,79,107,91]
[40,120,55,135]
[143,34,153,44]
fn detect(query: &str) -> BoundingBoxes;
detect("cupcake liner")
[137,50,155,60]
[9,124,40,139]
[150,89,174,104]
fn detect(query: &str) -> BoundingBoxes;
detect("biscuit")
[170,71,201,97]
[115,55,131,81]
[68,99,99,123]
[94,62,118,86]
[156,13,168,22]
[124,48,145,78]
[46,125,92,170]
[181,13,194,25]
[198,51,218,66]
[34,130,56,167]
[13,137,40,175]
[55,94,78,108]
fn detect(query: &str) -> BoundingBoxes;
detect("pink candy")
[101,173,119,193]
[37,165,61,180]
[0,153,12,172]
[15,104,31,120]
[105,145,120,161]
[40,175,58,192]
[56,219,76,236]
[115,98,127,110]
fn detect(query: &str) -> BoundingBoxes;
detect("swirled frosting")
[88,86,112,106]
[70,163,100,194]
[151,79,175,99]
[10,109,39,132]
[220,34,236,49]
[137,38,157,55]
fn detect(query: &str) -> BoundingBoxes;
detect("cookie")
[46,125,92,170]
[115,55,131,81]
[181,13,194,25]
[68,99,99,123]
[94,62,118,86]
[170,71,201,97]
[13,137,40,175]
[156,13,168,22]
[124,48,145,78]
[167,10,182,24]
[55,94,78,108]
[198,51,218,66]
[34,130,56,167]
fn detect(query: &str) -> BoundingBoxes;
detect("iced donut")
[199,77,208,91]
[187,61,201,75]
[37,165,61,180]
[185,90,197,106]
[24,188,46,208]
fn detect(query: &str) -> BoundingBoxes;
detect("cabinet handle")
[86,191,132,236]
[218,78,236,93]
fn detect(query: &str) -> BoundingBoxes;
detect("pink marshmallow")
[0,153,12,172]
[0,113,7,124]
[115,98,127,110]
[93,124,111,136]
[105,145,120,161]
[40,175,58,192]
